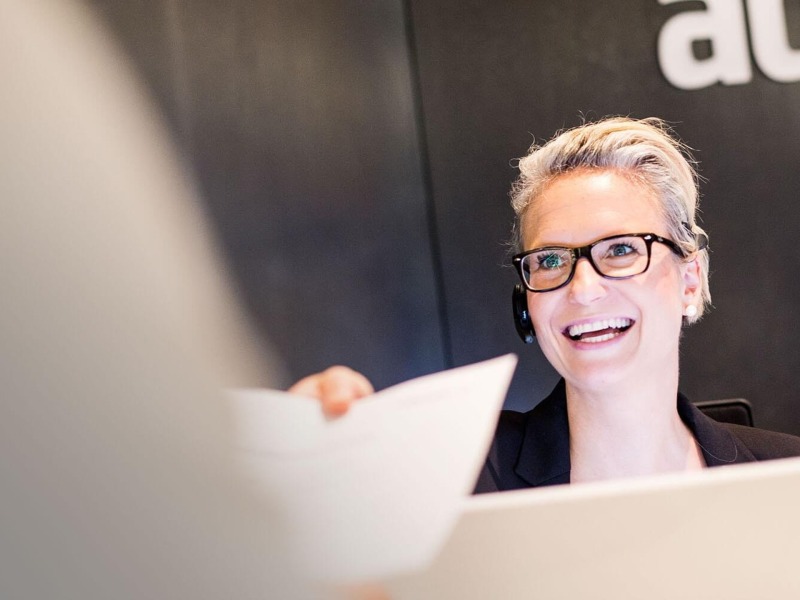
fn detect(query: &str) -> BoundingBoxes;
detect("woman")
[291,117,800,491]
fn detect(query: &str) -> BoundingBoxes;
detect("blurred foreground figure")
[0,1,304,598]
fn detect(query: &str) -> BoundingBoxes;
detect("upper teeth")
[568,318,632,338]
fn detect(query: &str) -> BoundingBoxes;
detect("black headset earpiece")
[512,284,535,344]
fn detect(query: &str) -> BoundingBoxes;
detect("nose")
[567,257,607,305]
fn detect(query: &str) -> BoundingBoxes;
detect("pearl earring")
[684,305,698,318]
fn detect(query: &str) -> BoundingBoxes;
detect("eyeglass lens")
[520,235,650,291]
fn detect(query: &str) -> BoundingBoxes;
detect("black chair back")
[694,398,754,427]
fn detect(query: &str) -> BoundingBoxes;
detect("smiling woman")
[477,117,800,489]
[290,117,800,491]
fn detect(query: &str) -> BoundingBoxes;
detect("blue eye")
[609,243,635,257]
[538,253,565,270]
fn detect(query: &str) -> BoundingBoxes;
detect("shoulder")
[494,409,528,451]
[490,381,568,462]
[721,422,800,460]
[679,393,800,465]
[473,409,528,494]
[474,380,571,494]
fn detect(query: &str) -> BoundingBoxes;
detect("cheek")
[526,292,561,341]
[635,262,686,330]
[650,262,686,307]
[525,292,548,328]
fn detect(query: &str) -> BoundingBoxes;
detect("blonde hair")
[510,117,710,323]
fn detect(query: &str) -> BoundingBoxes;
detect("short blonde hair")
[510,117,710,323]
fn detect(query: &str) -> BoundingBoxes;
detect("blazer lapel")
[677,393,755,465]
[515,380,571,487]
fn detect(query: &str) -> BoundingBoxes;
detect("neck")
[566,369,705,483]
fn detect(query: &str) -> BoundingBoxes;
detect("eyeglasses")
[512,232,686,293]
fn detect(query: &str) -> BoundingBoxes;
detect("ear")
[680,256,702,306]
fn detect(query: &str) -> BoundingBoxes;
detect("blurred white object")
[387,455,800,600]
[0,1,301,598]
[231,354,517,583]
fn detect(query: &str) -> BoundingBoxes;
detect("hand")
[288,366,374,417]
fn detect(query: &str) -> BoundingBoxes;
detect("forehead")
[521,169,664,248]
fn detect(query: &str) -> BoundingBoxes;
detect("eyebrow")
[525,230,641,250]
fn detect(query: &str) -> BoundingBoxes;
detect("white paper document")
[229,354,518,583]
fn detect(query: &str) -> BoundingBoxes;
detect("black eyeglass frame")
[512,232,688,293]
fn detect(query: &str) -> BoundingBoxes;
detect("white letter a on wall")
[747,0,800,83]
[658,0,751,90]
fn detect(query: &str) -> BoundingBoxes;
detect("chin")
[558,362,635,392]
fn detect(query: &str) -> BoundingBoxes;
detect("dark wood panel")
[88,0,446,388]
[409,0,800,435]
[85,0,800,436]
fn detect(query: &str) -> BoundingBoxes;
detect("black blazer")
[475,379,800,494]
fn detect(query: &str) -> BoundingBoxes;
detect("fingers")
[288,366,374,417]
[287,373,324,398]
[318,366,374,416]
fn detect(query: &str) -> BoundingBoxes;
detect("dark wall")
[406,0,800,431]
[88,0,800,435]
[88,0,447,390]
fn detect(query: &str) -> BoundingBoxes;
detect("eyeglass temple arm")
[694,232,709,251]
[682,222,709,252]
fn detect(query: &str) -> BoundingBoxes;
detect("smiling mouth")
[565,318,634,343]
